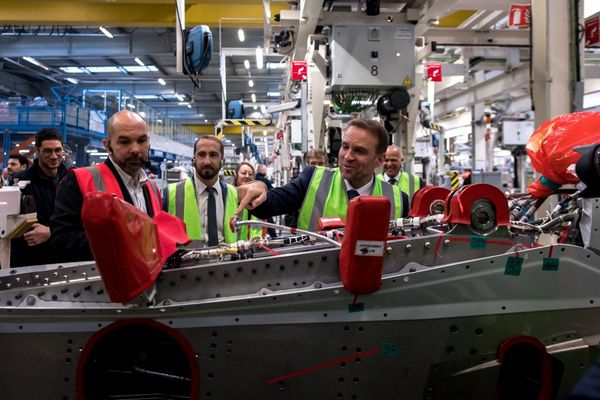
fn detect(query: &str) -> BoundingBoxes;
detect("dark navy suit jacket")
[251,166,408,219]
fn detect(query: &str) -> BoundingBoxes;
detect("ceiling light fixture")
[99,26,114,39]
[248,79,254,88]
[256,47,264,69]
[244,59,250,69]
[251,93,256,103]
[238,28,245,42]
[187,104,192,109]
[23,56,49,70]
[175,93,185,101]
[134,57,145,66]
[157,78,166,85]
[65,77,79,84]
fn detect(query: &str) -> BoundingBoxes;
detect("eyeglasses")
[40,147,64,156]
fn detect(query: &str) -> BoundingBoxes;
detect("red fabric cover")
[82,192,164,303]
[153,210,191,261]
[339,196,390,295]
[526,112,600,197]
[443,183,510,226]
[409,186,450,217]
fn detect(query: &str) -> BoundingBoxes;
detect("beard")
[197,165,219,180]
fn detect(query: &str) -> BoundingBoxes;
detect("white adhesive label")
[354,240,384,257]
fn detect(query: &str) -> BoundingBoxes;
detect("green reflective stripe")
[297,167,326,230]
[87,166,106,191]
[182,179,202,240]
[175,182,185,218]
[224,184,241,243]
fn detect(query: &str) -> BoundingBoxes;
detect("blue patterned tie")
[206,187,218,246]
[347,189,360,200]
[388,178,397,185]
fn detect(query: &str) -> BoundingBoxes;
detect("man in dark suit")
[51,110,162,263]
[236,119,408,231]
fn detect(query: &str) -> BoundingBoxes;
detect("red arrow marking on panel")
[265,347,381,384]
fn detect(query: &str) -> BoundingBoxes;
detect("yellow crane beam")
[0,1,288,28]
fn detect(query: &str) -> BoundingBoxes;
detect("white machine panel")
[330,24,415,90]
[502,120,535,145]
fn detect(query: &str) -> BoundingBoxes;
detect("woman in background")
[234,162,255,187]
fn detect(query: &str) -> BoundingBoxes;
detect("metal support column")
[472,102,486,171]
[531,0,572,125]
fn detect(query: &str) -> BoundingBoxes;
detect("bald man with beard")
[51,110,162,263]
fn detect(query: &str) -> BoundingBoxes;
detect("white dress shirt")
[194,173,225,244]
[344,175,375,196]
[382,172,401,184]
[109,157,149,213]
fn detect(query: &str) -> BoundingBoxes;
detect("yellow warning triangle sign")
[402,75,413,86]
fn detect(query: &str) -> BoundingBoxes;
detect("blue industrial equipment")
[184,25,213,75]
[227,100,245,119]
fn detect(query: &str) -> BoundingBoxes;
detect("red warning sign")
[291,60,307,81]
[426,63,442,82]
[586,15,600,47]
[508,4,531,27]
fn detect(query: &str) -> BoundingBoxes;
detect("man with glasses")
[51,110,161,263]
[10,129,68,267]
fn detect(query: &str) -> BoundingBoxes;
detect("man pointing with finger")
[236,119,408,231]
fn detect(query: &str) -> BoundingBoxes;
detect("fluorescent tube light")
[99,26,114,39]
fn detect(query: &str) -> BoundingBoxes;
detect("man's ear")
[102,138,112,154]
[374,153,385,168]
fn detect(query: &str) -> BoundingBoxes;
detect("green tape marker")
[380,343,398,358]
[470,236,487,250]
[505,256,524,276]
[542,258,560,271]
[348,303,365,313]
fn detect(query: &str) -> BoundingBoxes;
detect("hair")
[305,149,328,163]
[9,154,29,167]
[346,119,389,154]
[234,161,255,186]
[34,128,62,149]
[194,135,224,157]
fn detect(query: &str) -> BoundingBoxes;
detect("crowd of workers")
[2,110,423,268]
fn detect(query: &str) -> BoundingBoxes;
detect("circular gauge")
[429,199,446,215]
[470,199,497,235]
[76,319,198,400]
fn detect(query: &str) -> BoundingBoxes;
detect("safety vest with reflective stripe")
[379,172,421,206]
[166,178,246,243]
[73,163,162,216]
[297,167,402,231]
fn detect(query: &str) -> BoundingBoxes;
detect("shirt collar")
[344,175,375,196]
[384,172,401,181]
[109,157,148,188]
[194,172,222,197]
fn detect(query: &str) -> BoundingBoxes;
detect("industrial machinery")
[0,172,599,399]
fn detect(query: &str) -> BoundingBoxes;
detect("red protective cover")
[153,210,191,261]
[443,183,510,226]
[318,217,346,230]
[409,186,450,217]
[526,112,600,197]
[82,192,164,303]
[339,196,390,295]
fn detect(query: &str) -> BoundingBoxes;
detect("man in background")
[381,144,424,208]
[6,154,29,186]
[11,129,67,267]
